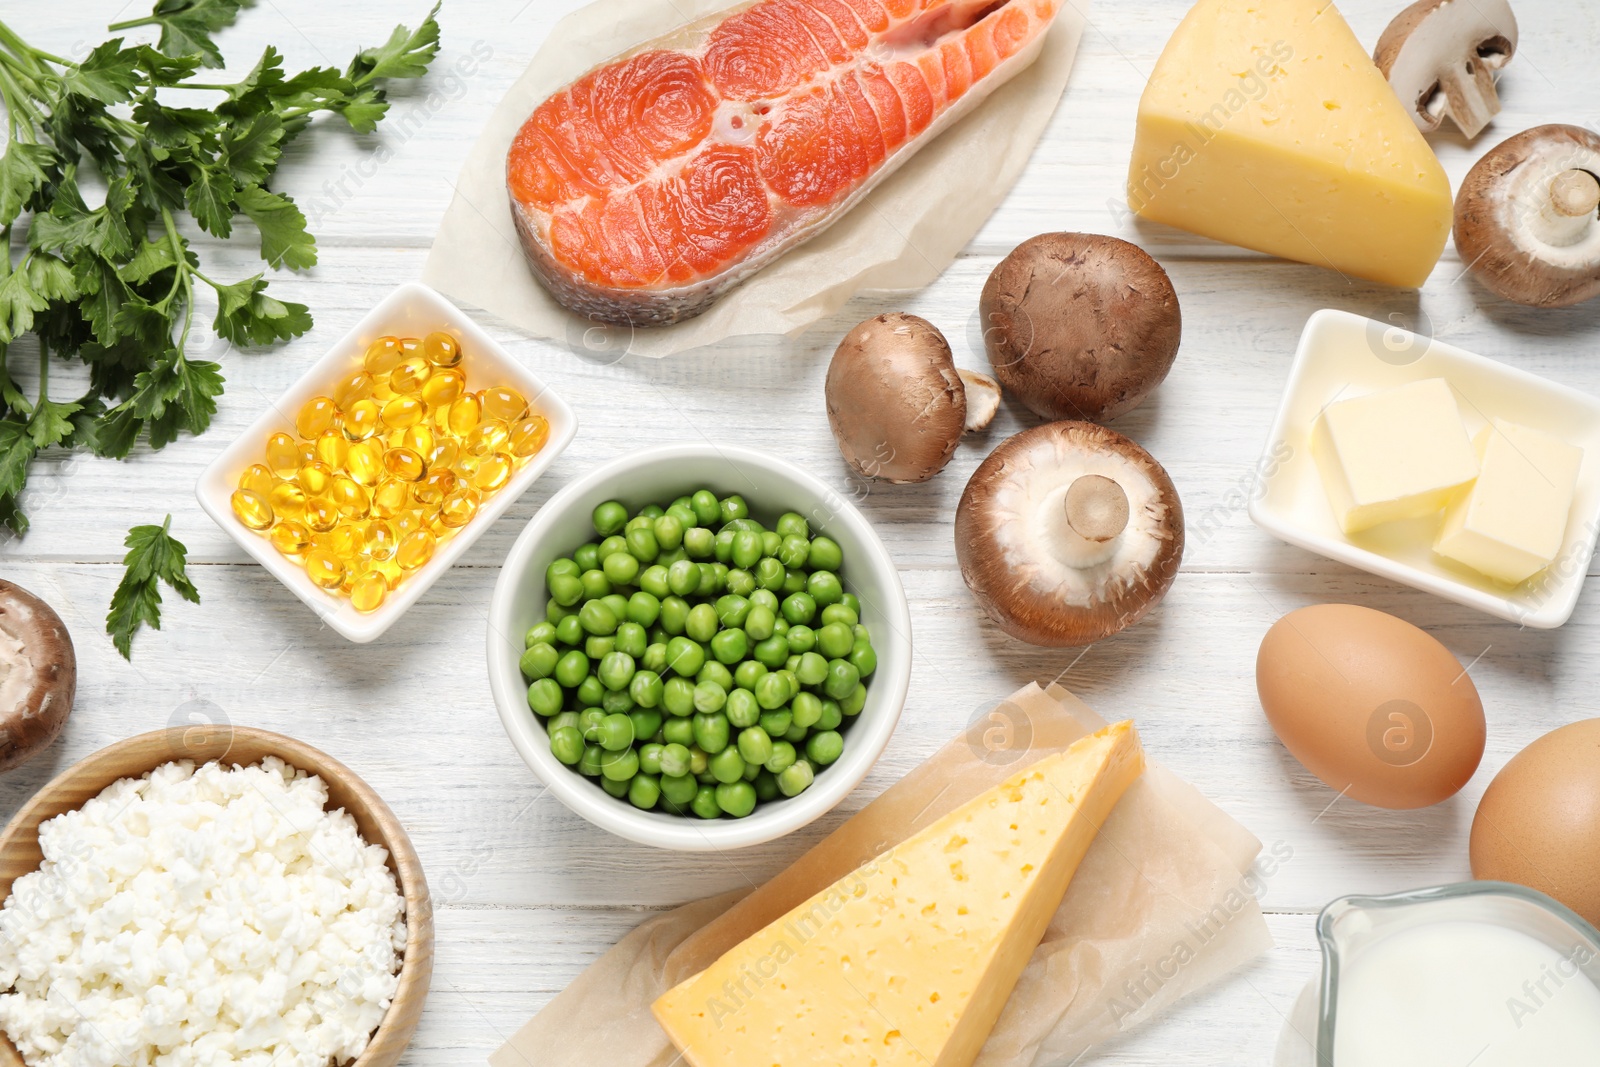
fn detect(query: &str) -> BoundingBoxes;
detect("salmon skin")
[508,0,1064,327]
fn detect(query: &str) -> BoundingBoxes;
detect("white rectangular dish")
[197,282,577,643]
[1248,309,1600,628]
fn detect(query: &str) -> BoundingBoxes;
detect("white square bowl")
[1248,309,1600,628]
[197,282,577,643]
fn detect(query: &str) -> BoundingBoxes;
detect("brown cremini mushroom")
[1455,125,1600,308]
[0,580,75,771]
[825,313,1002,484]
[1375,0,1517,140]
[955,422,1184,647]
[980,233,1180,423]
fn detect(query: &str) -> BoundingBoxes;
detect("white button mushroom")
[824,313,1001,484]
[0,581,76,770]
[955,422,1184,647]
[1375,0,1518,141]
[1454,125,1600,308]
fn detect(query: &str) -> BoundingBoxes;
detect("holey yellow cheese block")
[1128,0,1452,288]
[652,722,1145,1067]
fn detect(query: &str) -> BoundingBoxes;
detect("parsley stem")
[35,337,47,406]
[106,17,157,33]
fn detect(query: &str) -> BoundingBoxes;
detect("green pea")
[519,642,558,680]
[599,551,636,585]
[820,603,859,627]
[823,659,861,700]
[651,514,684,552]
[659,595,689,635]
[777,535,810,568]
[803,731,841,766]
[621,594,655,630]
[765,740,797,774]
[723,518,761,533]
[600,776,630,798]
[576,675,605,708]
[726,688,761,728]
[715,781,756,818]
[782,723,806,744]
[720,494,749,523]
[547,557,581,581]
[688,746,710,775]
[771,512,805,539]
[658,742,692,778]
[579,570,611,602]
[546,598,574,624]
[697,660,734,690]
[807,571,844,606]
[841,683,867,716]
[785,654,802,673]
[592,501,628,537]
[850,641,877,678]
[548,649,585,688]
[753,770,779,801]
[579,599,618,636]
[666,559,699,597]
[728,530,759,570]
[817,698,843,731]
[571,543,600,572]
[628,774,660,810]
[639,565,670,599]
[742,759,763,781]
[601,748,639,782]
[626,526,660,564]
[526,679,562,716]
[690,563,715,597]
[661,772,698,805]
[549,726,584,765]
[759,709,792,739]
[611,622,645,659]
[579,744,605,777]
[638,742,665,776]
[690,490,720,526]
[781,568,807,596]
[781,592,817,626]
[725,569,756,597]
[713,528,736,564]
[748,588,778,612]
[601,593,628,617]
[842,593,860,615]
[816,622,853,659]
[642,642,667,673]
[784,625,815,654]
[733,660,768,691]
[758,531,781,558]
[663,676,696,717]
[525,621,558,649]
[600,688,635,715]
[790,652,824,688]
[693,713,731,754]
[755,557,785,591]
[629,709,662,744]
[791,691,823,729]
[744,604,775,642]
[546,570,584,607]
[658,545,687,567]
[691,784,723,819]
[808,536,842,571]
[709,628,748,666]
[737,726,774,766]
[554,614,582,646]
[578,707,607,739]
[755,671,791,711]
[753,635,790,669]
[665,636,706,678]
[683,526,715,558]
[584,635,615,660]
[595,712,634,751]
[597,535,628,562]
[710,747,746,784]
[629,669,663,709]
[549,711,582,733]
[773,620,791,641]
[683,603,717,644]
[668,500,696,526]
[693,681,728,714]
[778,760,815,797]
[662,717,694,747]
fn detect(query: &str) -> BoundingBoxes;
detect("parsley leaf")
[233,184,314,269]
[62,41,143,104]
[212,273,312,344]
[115,0,254,68]
[27,399,81,450]
[107,515,200,659]
[347,4,441,84]
[0,142,53,228]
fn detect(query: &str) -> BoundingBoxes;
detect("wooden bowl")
[0,726,433,1067]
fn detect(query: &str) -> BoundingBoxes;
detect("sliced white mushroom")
[958,369,1001,432]
[1376,0,1518,140]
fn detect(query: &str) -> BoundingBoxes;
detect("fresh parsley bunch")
[0,1,442,655]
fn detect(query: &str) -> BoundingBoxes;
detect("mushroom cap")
[1375,0,1517,139]
[956,422,1184,647]
[825,312,966,484]
[1454,124,1600,308]
[980,233,1180,423]
[0,580,76,772]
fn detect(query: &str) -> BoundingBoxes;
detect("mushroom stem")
[1437,53,1503,140]
[1552,169,1600,219]
[1064,475,1130,543]
[1526,168,1600,249]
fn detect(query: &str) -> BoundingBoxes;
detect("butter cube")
[1313,379,1479,535]
[1434,420,1583,585]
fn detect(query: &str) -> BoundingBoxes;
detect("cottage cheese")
[0,758,406,1067]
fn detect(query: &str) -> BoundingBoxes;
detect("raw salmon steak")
[508,0,1065,326]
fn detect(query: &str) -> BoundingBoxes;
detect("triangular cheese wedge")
[652,721,1145,1067]
[1128,0,1452,288]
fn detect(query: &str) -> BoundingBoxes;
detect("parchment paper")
[423,0,1089,358]
[492,683,1273,1067]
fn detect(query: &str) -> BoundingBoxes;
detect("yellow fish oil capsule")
[350,570,389,613]
[396,529,437,570]
[420,367,465,409]
[370,477,410,517]
[298,460,334,496]
[296,396,341,439]
[230,489,274,530]
[464,418,510,457]
[381,395,424,430]
[390,355,432,396]
[401,424,435,457]
[446,393,482,437]
[426,439,460,472]
[400,336,423,357]
[383,446,426,482]
[330,476,371,518]
[265,432,301,477]
[423,330,462,367]
[304,496,340,533]
[345,439,385,486]
[373,559,404,590]
[509,415,550,458]
[471,452,513,493]
[392,510,423,538]
[365,519,398,561]
[452,451,482,482]
[269,520,312,556]
[298,441,318,467]
[440,487,481,528]
[342,399,381,442]
[238,463,277,496]
[333,371,374,408]
[412,468,456,507]
[315,429,350,470]
[364,336,404,378]
[304,548,345,589]
[482,385,529,423]
[269,481,308,521]
[326,522,364,558]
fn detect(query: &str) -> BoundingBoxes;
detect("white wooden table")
[4,0,1597,1062]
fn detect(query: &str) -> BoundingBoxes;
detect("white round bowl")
[487,445,911,850]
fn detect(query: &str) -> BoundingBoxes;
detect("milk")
[1333,920,1600,1066]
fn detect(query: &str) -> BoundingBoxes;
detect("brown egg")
[1256,604,1485,809]
[1471,719,1600,927]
